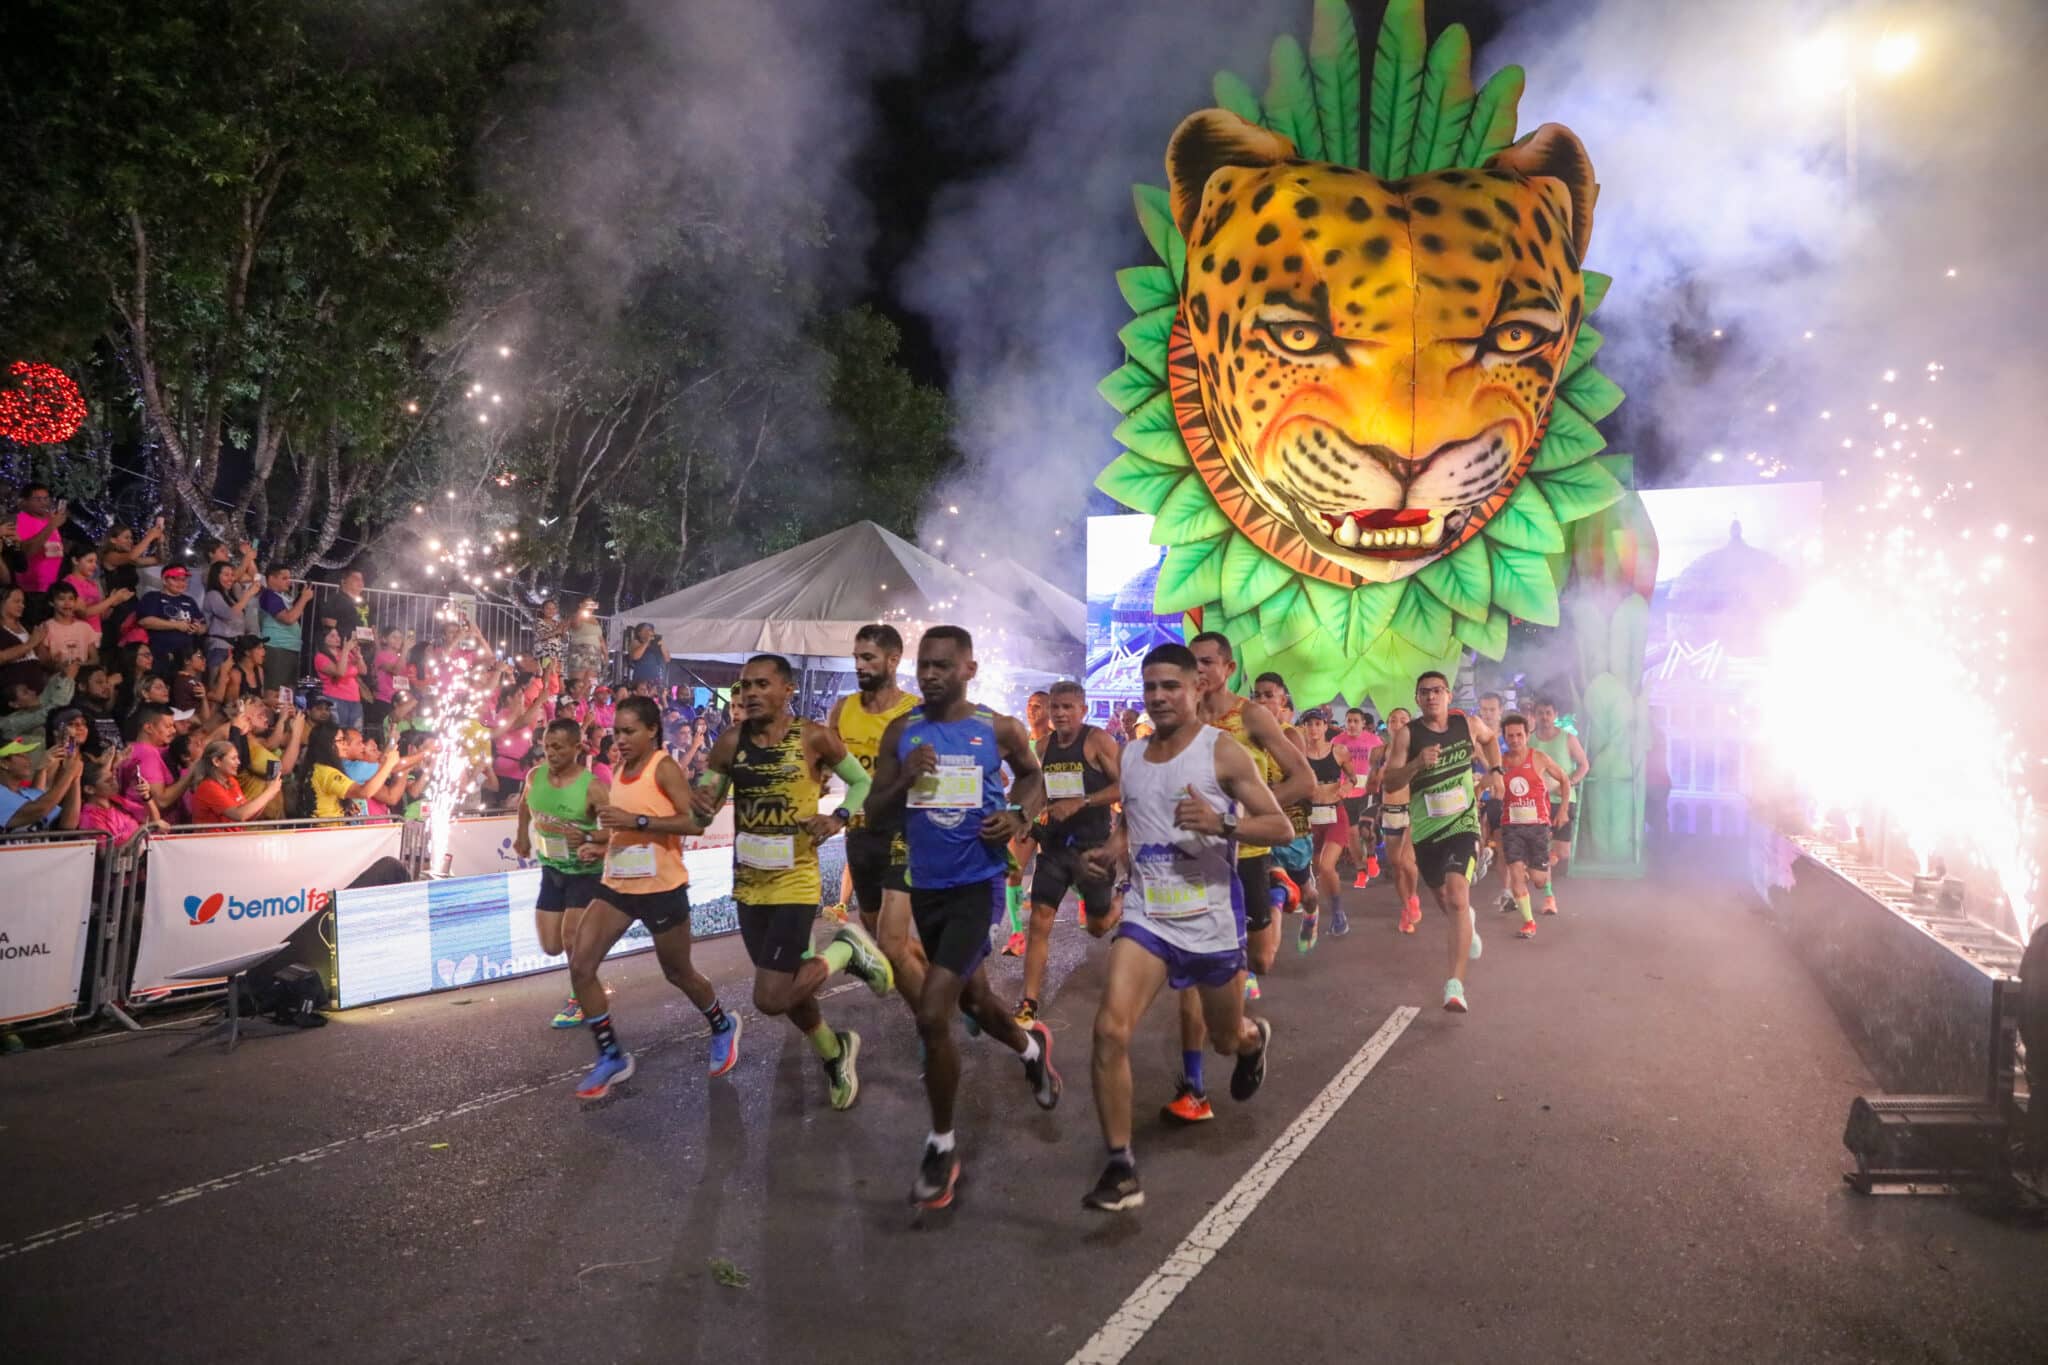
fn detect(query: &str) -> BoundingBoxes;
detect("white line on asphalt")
[0,983,862,1263]
[1064,1004,1420,1365]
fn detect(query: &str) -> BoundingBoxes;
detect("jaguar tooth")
[1334,516,1361,548]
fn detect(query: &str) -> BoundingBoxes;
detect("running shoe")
[824,1029,860,1110]
[1516,919,1537,940]
[1399,901,1421,934]
[1476,846,1495,883]
[707,1014,743,1078]
[1230,1018,1271,1101]
[820,900,849,925]
[1469,924,1483,960]
[1271,867,1301,914]
[1243,972,1262,1002]
[1022,1022,1061,1110]
[1352,870,1372,890]
[549,999,585,1029]
[575,1049,635,1099]
[1002,930,1027,957]
[1013,998,1038,1029]
[1160,1080,1215,1124]
[1297,911,1319,954]
[911,1143,961,1209]
[1366,855,1380,880]
[1499,891,1519,914]
[1083,1161,1144,1213]
[832,922,895,997]
[1540,896,1559,916]
[1443,979,1468,1013]
[1330,907,1351,937]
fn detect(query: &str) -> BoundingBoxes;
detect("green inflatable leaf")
[1534,457,1626,524]
[1112,392,1191,467]
[1347,580,1402,656]
[1095,452,1183,515]
[1412,24,1474,175]
[1368,0,1425,176]
[1562,322,1604,379]
[1454,607,1511,659]
[1562,365,1625,422]
[1532,400,1606,471]
[1150,473,1231,545]
[1390,579,1454,652]
[1259,579,1321,655]
[1309,0,1361,168]
[1299,575,1351,635]
[1415,534,1492,622]
[1098,359,1163,415]
[1221,531,1297,617]
[1490,543,1561,626]
[1117,305,1176,379]
[1595,452,1634,488]
[1582,270,1612,313]
[1116,265,1178,315]
[1482,481,1566,553]
[1264,35,1323,158]
[1132,184,1186,285]
[1212,70,1264,126]
[1153,534,1228,614]
[1456,64,1524,165]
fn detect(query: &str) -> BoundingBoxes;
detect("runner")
[1335,707,1382,887]
[513,716,608,1029]
[1017,679,1121,1026]
[1530,697,1590,908]
[1497,712,1573,939]
[1474,691,1505,884]
[828,623,923,1014]
[1380,706,1422,932]
[998,689,1056,957]
[1378,672,1502,1012]
[1078,642,1284,1212]
[1250,673,1316,941]
[1298,708,1355,945]
[867,626,1061,1209]
[566,696,737,1099]
[692,654,895,1110]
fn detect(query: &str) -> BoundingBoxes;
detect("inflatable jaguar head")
[1165,109,1597,585]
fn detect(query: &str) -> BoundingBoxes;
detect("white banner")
[0,840,97,1024]
[444,814,536,878]
[131,823,404,995]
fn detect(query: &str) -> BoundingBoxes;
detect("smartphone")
[276,686,294,709]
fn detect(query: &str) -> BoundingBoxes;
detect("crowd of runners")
[514,621,1585,1213]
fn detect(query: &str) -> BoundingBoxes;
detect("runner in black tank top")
[1019,683,1122,1026]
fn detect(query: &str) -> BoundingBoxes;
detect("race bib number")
[1309,804,1339,827]
[1423,786,1471,819]
[1507,805,1544,826]
[1381,808,1410,831]
[1045,768,1086,800]
[909,754,981,809]
[1137,863,1212,921]
[605,842,658,880]
[535,829,571,861]
[736,831,795,870]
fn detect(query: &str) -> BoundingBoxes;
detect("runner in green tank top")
[1530,697,1589,900]
[515,716,611,1029]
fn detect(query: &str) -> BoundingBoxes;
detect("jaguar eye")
[1263,319,1335,357]
[1485,320,1557,355]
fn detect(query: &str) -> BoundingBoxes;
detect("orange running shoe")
[1516,919,1537,939]
[1002,930,1027,957]
[1366,855,1381,879]
[1399,900,1421,935]
[1160,1081,1214,1124]
[1352,870,1371,889]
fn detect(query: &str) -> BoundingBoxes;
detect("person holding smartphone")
[313,625,366,730]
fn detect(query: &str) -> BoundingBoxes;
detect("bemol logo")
[184,887,332,925]
[436,948,553,988]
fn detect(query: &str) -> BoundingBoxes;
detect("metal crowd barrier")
[0,826,113,1034]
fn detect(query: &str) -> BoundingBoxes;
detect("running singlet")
[1036,725,1112,849]
[1335,732,1380,797]
[600,756,689,894]
[525,766,598,873]
[730,721,821,905]
[1408,713,1479,844]
[897,704,1007,890]
[1121,727,1241,955]
[1531,729,1574,800]
[1209,699,1274,858]
[1305,748,1343,829]
[835,691,915,830]
[1501,755,1554,826]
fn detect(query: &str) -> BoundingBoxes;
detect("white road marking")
[1065,1005,1420,1365]
[0,983,861,1263]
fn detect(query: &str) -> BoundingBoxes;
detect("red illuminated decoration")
[0,361,87,444]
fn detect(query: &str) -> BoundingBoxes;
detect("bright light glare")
[1871,32,1919,77]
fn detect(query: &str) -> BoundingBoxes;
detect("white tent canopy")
[621,521,1083,677]
[983,557,1086,646]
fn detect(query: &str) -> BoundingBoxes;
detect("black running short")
[1342,796,1370,825]
[1551,813,1577,845]
[1501,824,1550,872]
[1030,842,1114,920]
[536,864,603,913]
[1413,833,1480,891]
[593,882,692,935]
[910,877,1002,980]
[1237,853,1273,932]
[843,826,905,916]
[738,901,814,973]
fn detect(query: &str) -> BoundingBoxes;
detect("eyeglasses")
[1417,685,1449,696]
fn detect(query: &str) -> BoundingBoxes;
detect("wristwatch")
[635,814,650,831]
[1221,805,1239,835]
[832,806,852,824]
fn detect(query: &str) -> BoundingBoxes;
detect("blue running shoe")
[1330,907,1351,937]
[708,1014,743,1078]
[575,1049,635,1100]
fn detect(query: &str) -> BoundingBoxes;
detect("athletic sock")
[1182,1049,1206,1096]
[807,1023,843,1060]
[820,938,854,973]
[1542,887,1557,909]
[928,1129,956,1154]
[1108,1144,1135,1172]
[701,1001,731,1034]
[1515,892,1534,923]
[1017,1032,1041,1063]
[1005,883,1024,933]
[588,1011,620,1057]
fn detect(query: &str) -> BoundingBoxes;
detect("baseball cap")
[162,564,190,579]
[0,736,42,757]
[171,708,196,723]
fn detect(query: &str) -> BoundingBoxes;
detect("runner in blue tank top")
[868,625,1062,1210]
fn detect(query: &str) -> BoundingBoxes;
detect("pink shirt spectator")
[16,513,63,592]
[44,616,99,663]
[591,702,615,731]
[373,649,404,702]
[591,760,614,785]
[317,649,362,702]
[63,572,103,610]
[79,801,143,844]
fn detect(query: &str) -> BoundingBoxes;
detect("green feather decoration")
[1097,359,1162,415]
[1368,0,1426,175]
[1116,265,1177,314]
[1212,70,1264,127]
[1153,535,1228,614]
[1264,34,1324,159]
[1117,305,1175,379]
[1455,64,1525,166]
[1131,185,1186,284]
[1582,270,1613,312]
[1094,452,1184,516]
[1411,24,1475,176]
[1308,0,1362,169]
[1112,392,1191,468]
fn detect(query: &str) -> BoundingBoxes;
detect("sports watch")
[635,814,650,831]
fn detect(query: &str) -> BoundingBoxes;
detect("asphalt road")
[5,846,2044,1365]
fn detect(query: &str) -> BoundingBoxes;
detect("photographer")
[625,622,668,689]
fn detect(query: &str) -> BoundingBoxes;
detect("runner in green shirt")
[515,716,610,1029]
